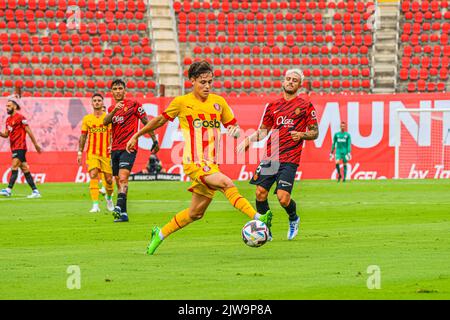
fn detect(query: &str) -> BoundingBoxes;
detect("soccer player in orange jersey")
[77,93,114,213]
[126,61,273,255]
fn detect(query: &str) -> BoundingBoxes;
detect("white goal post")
[394,108,450,179]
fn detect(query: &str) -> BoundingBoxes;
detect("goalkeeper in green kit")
[330,122,352,182]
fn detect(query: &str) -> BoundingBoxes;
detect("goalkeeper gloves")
[345,153,352,161]
[329,153,334,161]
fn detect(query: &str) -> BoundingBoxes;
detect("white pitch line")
[0,196,29,201]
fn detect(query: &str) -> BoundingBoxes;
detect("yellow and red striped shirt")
[81,112,111,158]
[162,92,237,164]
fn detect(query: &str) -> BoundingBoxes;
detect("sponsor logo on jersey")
[112,116,124,124]
[203,165,211,172]
[276,116,294,126]
[89,126,108,133]
[193,118,221,129]
[214,103,221,111]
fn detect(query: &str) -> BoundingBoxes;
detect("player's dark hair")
[111,79,126,89]
[9,100,20,110]
[188,60,213,79]
[92,93,103,100]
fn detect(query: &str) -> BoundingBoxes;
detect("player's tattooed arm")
[291,124,319,141]
[77,133,88,165]
[141,116,149,126]
[303,123,319,140]
[25,126,42,153]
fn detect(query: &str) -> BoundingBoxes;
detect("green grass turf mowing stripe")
[0,180,449,299]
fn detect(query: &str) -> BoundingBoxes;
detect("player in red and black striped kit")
[103,79,159,222]
[237,69,319,240]
[0,96,42,198]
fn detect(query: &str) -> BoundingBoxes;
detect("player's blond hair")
[285,68,305,85]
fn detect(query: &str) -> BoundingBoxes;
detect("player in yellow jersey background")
[126,61,273,255]
[77,93,114,213]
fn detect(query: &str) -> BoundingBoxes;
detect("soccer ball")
[242,220,269,247]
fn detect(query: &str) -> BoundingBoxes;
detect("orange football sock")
[161,208,194,238]
[89,179,99,202]
[104,180,114,198]
[224,186,257,219]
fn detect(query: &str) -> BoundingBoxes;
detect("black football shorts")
[250,160,298,194]
[12,149,27,162]
[111,150,137,176]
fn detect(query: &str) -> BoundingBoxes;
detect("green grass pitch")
[1,179,449,299]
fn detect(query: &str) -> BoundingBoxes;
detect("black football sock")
[24,172,37,190]
[343,165,347,181]
[256,199,270,215]
[8,169,19,189]
[335,164,341,178]
[116,193,127,213]
[283,199,298,221]
[123,194,127,213]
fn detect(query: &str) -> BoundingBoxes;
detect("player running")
[77,93,114,213]
[126,60,272,255]
[0,96,42,198]
[237,69,319,240]
[330,121,352,182]
[103,79,159,222]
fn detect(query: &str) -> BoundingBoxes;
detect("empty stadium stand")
[0,0,157,98]
[175,0,376,96]
[397,0,450,92]
[0,0,449,97]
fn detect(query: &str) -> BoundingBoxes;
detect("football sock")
[104,180,114,198]
[89,179,99,201]
[224,186,257,219]
[161,208,193,239]
[335,164,341,178]
[116,192,127,213]
[256,199,270,215]
[343,164,347,180]
[24,172,37,190]
[8,169,19,189]
[283,199,298,221]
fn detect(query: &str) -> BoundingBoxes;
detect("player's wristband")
[77,151,82,155]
